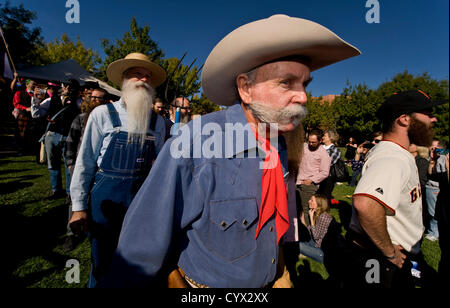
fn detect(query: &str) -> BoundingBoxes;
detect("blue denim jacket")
[105,102,288,288]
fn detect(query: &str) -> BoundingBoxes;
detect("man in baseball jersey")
[344,90,446,288]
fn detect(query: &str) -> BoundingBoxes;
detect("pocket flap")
[210,198,258,231]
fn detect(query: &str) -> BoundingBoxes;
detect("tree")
[190,93,221,115]
[98,17,164,82]
[333,82,381,143]
[0,1,44,66]
[35,34,101,73]
[159,57,202,104]
[302,94,336,132]
[98,17,202,102]
[376,71,449,144]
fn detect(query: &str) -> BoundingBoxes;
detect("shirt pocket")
[207,198,258,263]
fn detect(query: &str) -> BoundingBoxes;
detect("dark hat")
[67,78,80,88]
[82,81,99,90]
[377,90,447,122]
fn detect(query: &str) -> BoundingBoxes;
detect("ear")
[236,74,253,105]
[397,114,411,127]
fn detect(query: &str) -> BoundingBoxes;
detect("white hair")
[121,78,156,147]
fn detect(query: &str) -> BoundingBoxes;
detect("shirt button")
[242,219,248,226]
[272,258,276,264]
[221,221,227,227]
[269,226,273,232]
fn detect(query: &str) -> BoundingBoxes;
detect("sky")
[7,0,450,97]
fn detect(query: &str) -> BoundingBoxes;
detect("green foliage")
[308,71,449,144]
[190,93,221,115]
[34,34,102,73]
[0,1,44,66]
[333,82,382,142]
[158,57,202,104]
[98,17,164,82]
[302,94,336,131]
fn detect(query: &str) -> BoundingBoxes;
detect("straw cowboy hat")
[106,52,166,88]
[202,14,361,106]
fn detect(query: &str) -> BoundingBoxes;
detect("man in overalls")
[69,53,167,287]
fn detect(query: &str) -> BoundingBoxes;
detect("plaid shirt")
[324,144,341,166]
[308,213,333,247]
[351,153,366,171]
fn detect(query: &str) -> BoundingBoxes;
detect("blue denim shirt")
[105,102,288,288]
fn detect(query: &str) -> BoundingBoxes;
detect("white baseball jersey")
[350,141,424,254]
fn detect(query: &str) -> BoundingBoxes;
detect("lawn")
[0,154,442,288]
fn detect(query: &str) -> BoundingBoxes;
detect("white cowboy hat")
[202,14,361,106]
[106,52,166,88]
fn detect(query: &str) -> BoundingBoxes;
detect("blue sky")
[8,0,450,97]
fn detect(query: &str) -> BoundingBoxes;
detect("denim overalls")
[88,103,157,288]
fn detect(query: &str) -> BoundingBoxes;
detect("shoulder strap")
[149,109,157,131]
[106,103,122,128]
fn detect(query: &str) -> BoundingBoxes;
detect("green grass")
[0,154,442,288]
[0,154,91,288]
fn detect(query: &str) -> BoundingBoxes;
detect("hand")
[308,208,315,225]
[430,148,439,161]
[303,179,313,185]
[445,154,449,170]
[356,145,365,154]
[69,210,88,236]
[386,244,406,268]
[46,116,56,124]
[26,107,31,112]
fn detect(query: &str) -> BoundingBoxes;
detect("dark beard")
[408,117,434,147]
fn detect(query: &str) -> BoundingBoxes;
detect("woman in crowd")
[299,194,334,263]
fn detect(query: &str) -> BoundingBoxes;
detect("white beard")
[248,100,308,133]
[121,79,155,146]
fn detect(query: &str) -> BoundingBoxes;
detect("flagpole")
[0,26,17,74]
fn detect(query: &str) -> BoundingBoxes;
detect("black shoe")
[62,236,78,252]
[48,190,66,200]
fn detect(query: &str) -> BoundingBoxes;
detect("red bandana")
[254,136,290,244]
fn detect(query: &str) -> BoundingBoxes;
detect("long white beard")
[248,100,307,133]
[121,79,155,146]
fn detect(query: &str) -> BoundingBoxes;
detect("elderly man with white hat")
[69,52,167,287]
[104,15,360,288]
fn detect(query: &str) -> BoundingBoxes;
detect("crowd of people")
[3,14,449,289]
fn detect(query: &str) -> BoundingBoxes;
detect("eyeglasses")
[91,96,105,101]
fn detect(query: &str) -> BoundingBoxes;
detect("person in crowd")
[62,87,108,252]
[428,151,449,284]
[318,130,342,204]
[69,52,167,287]
[424,139,446,242]
[371,131,383,145]
[299,194,334,263]
[409,144,430,228]
[79,81,100,112]
[349,141,370,187]
[344,137,357,163]
[297,129,331,226]
[152,97,165,116]
[12,79,35,155]
[345,90,445,288]
[102,15,360,288]
[31,79,80,199]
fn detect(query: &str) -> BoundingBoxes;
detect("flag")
[0,26,14,79]
[0,51,14,79]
